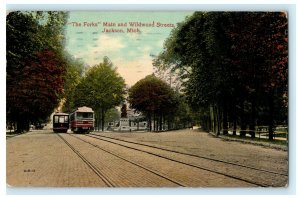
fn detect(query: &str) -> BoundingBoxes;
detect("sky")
[65,11,193,86]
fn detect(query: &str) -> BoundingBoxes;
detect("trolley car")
[53,112,69,133]
[70,106,94,133]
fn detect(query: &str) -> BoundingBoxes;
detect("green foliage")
[105,108,120,124]
[7,12,40,76]
[128,75,180,131]
[128,75,177,114]
[62,54,85,113]
[171,94,194,129]
[73,57,126,131]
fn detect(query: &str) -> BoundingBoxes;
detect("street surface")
[6,129,288,187]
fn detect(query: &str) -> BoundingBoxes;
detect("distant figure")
[121,104,127,118]
[189,123,194,130]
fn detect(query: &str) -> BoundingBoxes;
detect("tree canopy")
[62,54,85,113]
[128,75,180,131]
[6,11,69,132]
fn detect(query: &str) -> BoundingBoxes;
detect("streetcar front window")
[59,117,65,123]
[54,115,68,123]
[76,112,93,119]
[54,116,59,123]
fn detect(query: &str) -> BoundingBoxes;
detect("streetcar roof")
[53,112,69,116]
[74,106,94,113]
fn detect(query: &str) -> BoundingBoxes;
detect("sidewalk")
[209,131,288,151]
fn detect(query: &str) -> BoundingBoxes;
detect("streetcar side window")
[64,116,69,122]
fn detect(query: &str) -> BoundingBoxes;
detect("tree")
[128,75,179,131]
[62,54,85,113]
[227,12,288,139]
[155,12,288,139]
[7,50,66,132]
[73,57,126,131]
[6,11,68,132]
[171,94,194,129]
[156,12,233,134]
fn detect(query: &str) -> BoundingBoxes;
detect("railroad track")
[90,133,288,177]
[57,133,116,187]
[85,133,287,187]
[58,133,187,187]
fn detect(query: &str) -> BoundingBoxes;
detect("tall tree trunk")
[233,104,237,135]
[233,119,237,136]
[148,112,152,132]
[156,114,159,131]
[216,104,221,135]
[159,113,163,131]
[240,101,247,137]
[157,119,159,131]
[101,109,105,132]
[16,116,29,133]
[96,111,100,131]
[153,113,156,132]
[210,105,215,134]
[268,91,274,140]
[249,94,256,138]
[222,99,228,135]
[167,116,171,131]
[99,111,102,131]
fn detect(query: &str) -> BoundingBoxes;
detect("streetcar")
[53,112,69,133]
[69,106,94,133]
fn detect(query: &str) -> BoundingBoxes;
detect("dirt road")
[6,129,288,187]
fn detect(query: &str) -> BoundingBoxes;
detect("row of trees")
[154,12,288,139]
[6,11,69,132]
[63,60,193,132]
[7,11,287,137]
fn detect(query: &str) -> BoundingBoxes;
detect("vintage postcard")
[6,10,288,189]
